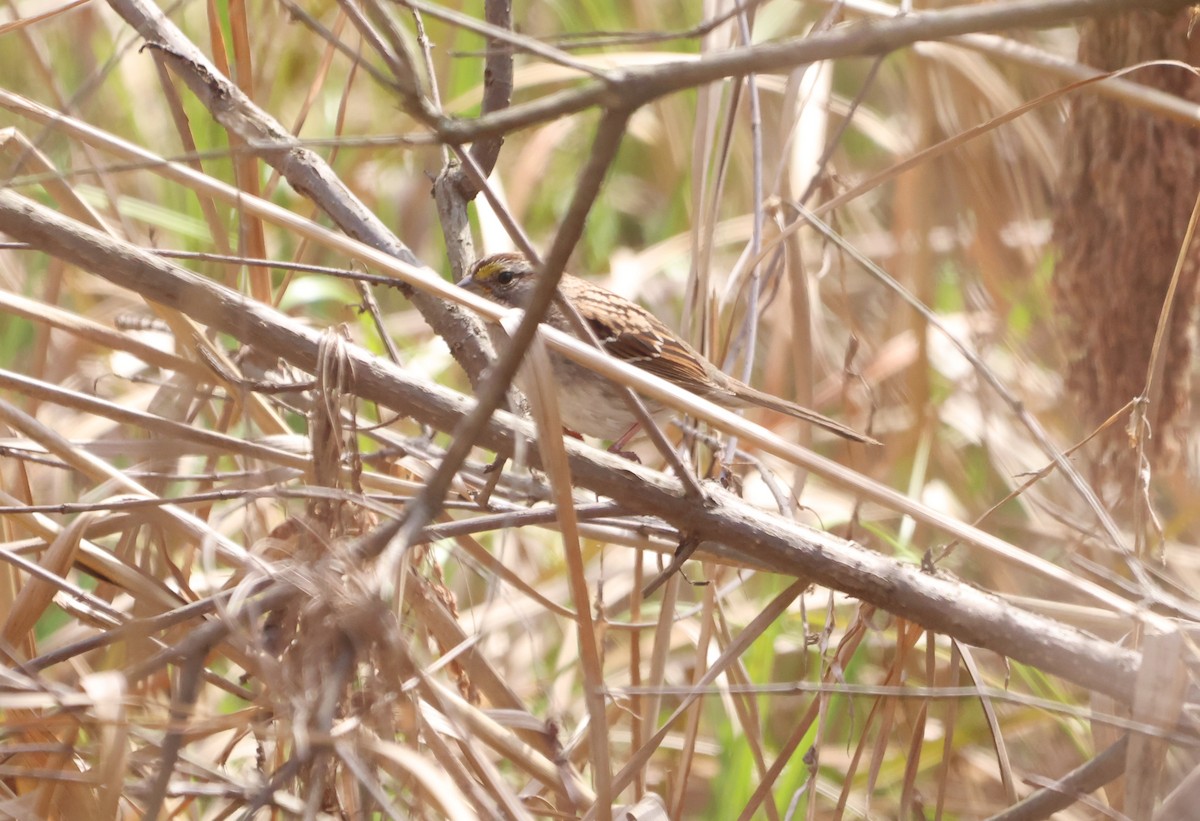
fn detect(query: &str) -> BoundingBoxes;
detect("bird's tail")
[731,383,878,445]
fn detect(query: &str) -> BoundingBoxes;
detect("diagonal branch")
[103,0,495,383]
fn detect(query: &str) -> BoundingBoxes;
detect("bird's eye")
[496,269,515,285]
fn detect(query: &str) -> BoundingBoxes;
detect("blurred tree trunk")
[1054,8,1200,479]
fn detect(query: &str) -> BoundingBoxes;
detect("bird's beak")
[455,274,475,290]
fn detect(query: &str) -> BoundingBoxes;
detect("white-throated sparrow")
[458,252,875,447]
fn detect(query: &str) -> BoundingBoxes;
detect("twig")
[432,0,1192,144]
[987,734,1129,821]
[447,0,513,200]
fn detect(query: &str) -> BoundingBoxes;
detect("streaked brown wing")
[568,282,714,394]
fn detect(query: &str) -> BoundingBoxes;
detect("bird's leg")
[560,425,641,461]
[606,422,643,462]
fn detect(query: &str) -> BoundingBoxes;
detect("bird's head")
[456,252,537,306]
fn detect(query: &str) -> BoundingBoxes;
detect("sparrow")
[458,252,875,450]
